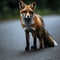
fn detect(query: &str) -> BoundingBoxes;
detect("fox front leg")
[31,30,37,50]
[25,30,30,51]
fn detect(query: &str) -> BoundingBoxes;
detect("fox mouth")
[24,18,32,24]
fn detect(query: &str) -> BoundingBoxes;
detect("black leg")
[31,31,37,50]
[25,39,29,50]
[37,33,44,49]
[25,30,29,51]
[40,39,44,49]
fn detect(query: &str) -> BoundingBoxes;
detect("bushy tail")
[43,29,58,47]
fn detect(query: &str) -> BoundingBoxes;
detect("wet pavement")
[0,15,60,60]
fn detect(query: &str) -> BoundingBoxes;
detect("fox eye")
[29,11,33,14]
[23,11,27,13]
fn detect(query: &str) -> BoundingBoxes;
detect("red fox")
[19,1,58,51]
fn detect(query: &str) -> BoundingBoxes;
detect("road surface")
[0,15,60,60]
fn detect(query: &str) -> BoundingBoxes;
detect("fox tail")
[43,29,58,47]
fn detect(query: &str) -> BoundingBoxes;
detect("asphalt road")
[0,15,60,60]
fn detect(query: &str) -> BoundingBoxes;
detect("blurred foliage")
[0,0,60,20]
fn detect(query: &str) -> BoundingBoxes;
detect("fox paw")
[40,46,44,49]
[25,47,29,51]
[31,46,37,50]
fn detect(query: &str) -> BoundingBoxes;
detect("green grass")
[35,9,60,15]
[0,9,19,22]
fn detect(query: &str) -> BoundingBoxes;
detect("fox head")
[19,1,36,19]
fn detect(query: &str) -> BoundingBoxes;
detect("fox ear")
[19,1,26,9]
[30,1,36,10]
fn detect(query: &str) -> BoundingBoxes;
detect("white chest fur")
[21,18,35,31]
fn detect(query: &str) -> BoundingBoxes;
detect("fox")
[19,1,58,51]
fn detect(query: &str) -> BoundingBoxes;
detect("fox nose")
[27,16,29,18]
[26,15,30,18]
